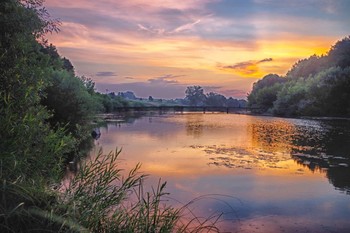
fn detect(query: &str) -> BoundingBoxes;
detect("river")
[92,112,350,232]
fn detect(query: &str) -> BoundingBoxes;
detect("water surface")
[94,113,350,232]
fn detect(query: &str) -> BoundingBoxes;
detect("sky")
[45,0,350,99]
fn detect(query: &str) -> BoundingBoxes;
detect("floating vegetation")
[188,145,292,170]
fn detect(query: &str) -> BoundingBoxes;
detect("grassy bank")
[1,147,220,232]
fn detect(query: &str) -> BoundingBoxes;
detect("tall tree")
[206,92,227,106]
[247,74,285,111]
[328,36,350,68]
[185,86,207,106]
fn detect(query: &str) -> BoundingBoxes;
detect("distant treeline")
[102,87,247,112]
[248,36,350,117]
[184,85,247,107]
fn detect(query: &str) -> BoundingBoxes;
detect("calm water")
[93,113,350,232]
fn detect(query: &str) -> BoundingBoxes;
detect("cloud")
[221,89,248,98]
[202,86,248,98]
[45,0,349,99]
[96,71,117,77]
[170,19,201,34]
[137,24,166,35]
[202,85,223,92]
[147,74,185,84]
[253,0,343,15]
[137,19,202,36]
[258,58,273,63]
[47,0,215,35]
[219,58,273,77]
[95,81,186,99]
[94,73,189,98]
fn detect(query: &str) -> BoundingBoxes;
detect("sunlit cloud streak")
[147,74,184,85]
[218,58,274,77]
[96,71,117,77]
[137,19,202,36]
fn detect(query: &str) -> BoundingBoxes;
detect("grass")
[1,148,226,232]
[61,148,223,232]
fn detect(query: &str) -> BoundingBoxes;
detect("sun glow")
[45,0,349,98]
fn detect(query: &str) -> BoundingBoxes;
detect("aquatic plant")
[61,148,222,232]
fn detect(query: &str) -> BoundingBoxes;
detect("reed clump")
[60,148,221,232]
[1,147,222,232]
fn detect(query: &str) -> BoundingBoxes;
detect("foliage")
[248,36,350,117]
[206,92,227,107]
[304,67,350,116]
[247,74,285,111]
[0,0,76,183]
[1,0,94,231]
[328,36,350,68]
[0,179,76,233]
[185,86,246,107]
[61,149,220,233]
[41,70,99,133]
[272,80,308,116]
[94,92,133,113]
[185,86,207,106]
[286,55,329,79]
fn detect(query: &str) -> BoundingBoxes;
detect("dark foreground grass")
[61,148,222,232]
[1,148,225,232]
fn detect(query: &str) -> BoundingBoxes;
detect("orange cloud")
[218,58,273,77]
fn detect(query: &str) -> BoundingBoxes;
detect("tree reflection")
[249,119,297,154]
[290,120,350,194]
[253,118,350,194]
[185,114,204,138]
[208,117,350,195]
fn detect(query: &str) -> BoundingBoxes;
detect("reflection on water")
[95,113,350,232]
[185,114,204,137]
[250,119,297,154]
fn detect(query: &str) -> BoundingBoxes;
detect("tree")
[80,75,95,95]
[0,0,70,181]
[0,2,79,231]
[306,67,350,116]
[247,74,285,111]
[62,57,75,73]
[251,74,284,90]
[41,70,98,133]
[248,36,350,117]
[286,55,329,79]
[185,86,206,106]
[328,36,350,68]
[272,80,308,116]
[206,92,227,106]
[226,97,239,107]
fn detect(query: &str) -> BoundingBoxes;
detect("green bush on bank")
[248,36,350,117]
[0,0,98,231]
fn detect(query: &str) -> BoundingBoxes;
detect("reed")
[61,148,222,232]
[1,148,223,232]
